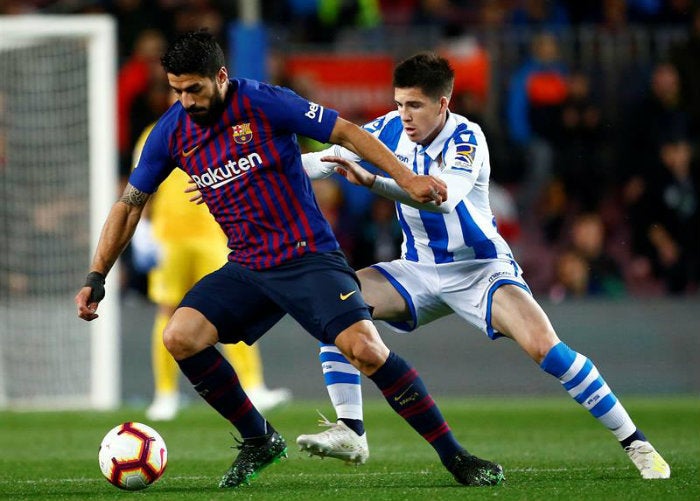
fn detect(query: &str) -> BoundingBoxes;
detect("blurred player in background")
[75,31,506,490]
[130,119,291,421]
[298,52,670,480]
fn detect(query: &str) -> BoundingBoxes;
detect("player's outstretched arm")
[75,183,149,321]
[302,147,340,180]
[328,118,446,204]
[328,155,456,214]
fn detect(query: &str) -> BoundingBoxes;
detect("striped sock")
[177,346,268,438]
[369,351,463,465]
[320,343,364,435]
[540,342,637,442]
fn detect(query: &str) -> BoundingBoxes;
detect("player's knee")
[161,324,181,357]
[335,322,390,375]
[162,323,199,360]
[351,342,386,374]
[525,326,559,364]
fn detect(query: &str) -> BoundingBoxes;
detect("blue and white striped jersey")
[351,110,514,264]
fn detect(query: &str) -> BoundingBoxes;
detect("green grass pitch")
[1,396,698,500]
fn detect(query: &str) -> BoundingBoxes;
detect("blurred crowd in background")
[2,0,698,300]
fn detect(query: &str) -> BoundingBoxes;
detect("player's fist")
[401,175,447,204]
[76,271,105,321]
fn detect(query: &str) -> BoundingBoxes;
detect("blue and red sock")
[369,352,464,465]
[177,346,269,438]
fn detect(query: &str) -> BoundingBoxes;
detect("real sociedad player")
[75,31,505,488]
[298,52,670,480]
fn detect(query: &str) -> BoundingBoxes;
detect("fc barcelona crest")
[232,123,253,144]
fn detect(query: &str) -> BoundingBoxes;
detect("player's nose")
[180,92,195,108]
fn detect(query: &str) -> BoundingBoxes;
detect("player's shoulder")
[234,77,266,94]
[450,111,483,133]
[234,78,297,102]
[363,111,403,141]
[449,112,486,145]
[363,110,400,130]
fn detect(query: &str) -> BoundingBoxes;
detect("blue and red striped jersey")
[130,78,340,269]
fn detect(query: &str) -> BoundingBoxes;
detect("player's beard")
[187,88,226,126]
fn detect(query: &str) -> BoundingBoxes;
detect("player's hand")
[322,156,375,187]
[185,178,205,205]
[75,271,105,321]
[399,174,447,205]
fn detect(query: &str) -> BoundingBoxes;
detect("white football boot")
[296,413,369,465]
[625,440,671,479]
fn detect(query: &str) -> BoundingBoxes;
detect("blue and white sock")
[319,343,364,434]
[541,341,640,443]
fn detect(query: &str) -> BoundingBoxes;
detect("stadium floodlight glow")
[0,15,119,410]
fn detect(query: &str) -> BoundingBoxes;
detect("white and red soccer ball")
[98,422,167,490]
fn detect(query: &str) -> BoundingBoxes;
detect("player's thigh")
[490,284,559,362]
[439,259,529,339]
[179,265,285,346]
[367,260,447,332]
[356,266,409,320]
[148,241,196,306]
[261,250,371,345]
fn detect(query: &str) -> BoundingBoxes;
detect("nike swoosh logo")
[394,384,414,401]
[182,144,201,157]
[339,290,357,301]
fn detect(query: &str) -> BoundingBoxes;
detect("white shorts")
[371,257,530,339]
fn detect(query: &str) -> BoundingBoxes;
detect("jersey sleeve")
[255,83,339,144]
[128,115,177,194]
[439,127,487,200]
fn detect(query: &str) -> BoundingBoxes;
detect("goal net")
[0,15,120,410]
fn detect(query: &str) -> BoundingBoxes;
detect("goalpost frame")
[0,14,120,409]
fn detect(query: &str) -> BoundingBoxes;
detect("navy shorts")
[179,250,371,345]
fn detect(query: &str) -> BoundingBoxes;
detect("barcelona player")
[131,122,291,421]
[75,31,503,488]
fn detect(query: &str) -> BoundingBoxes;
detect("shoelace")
[229,432,262,453]
[625,443,652,457]
[314,410,337,428]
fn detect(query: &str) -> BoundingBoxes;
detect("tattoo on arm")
[120,184,149,206]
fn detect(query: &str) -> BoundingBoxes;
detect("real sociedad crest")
[232,123,253,144]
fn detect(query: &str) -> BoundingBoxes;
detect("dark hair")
[161,30,225,78]
[393,52,455,100]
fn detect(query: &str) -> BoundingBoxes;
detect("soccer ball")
[98,422,168,490]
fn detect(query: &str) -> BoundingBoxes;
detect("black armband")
[84,271,106,303]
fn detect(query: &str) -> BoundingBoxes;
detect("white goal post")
[0,15,120,410]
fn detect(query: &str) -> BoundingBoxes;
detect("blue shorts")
[179,250,371,345]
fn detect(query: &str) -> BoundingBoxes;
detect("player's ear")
[217,67,228,86]
[439,96,449,115]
